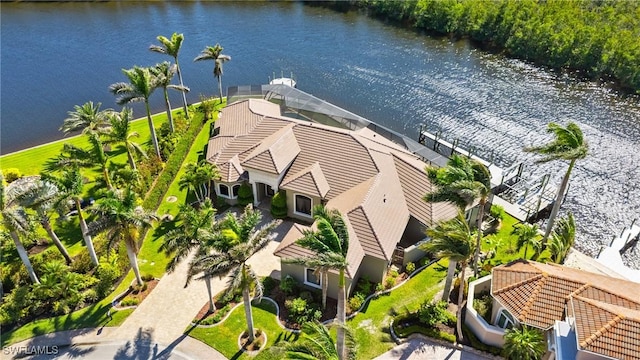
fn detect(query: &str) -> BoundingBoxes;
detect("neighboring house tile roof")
[492,260,640,359]
[210,98,457,277]
[280,162,331,199]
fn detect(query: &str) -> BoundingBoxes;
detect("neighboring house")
[205,98,458,298]
[466,259,640,360]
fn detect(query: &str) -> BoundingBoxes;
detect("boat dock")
[596,219,640,283]
[418,126,557,223]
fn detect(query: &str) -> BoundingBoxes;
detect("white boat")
[269,77,297,88]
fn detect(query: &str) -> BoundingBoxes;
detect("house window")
[232,184,241,198]
[219,184,230,197]
[496,309,515,329]
[266,185,275,197]
[304,268,321,289]
[294,194,312,216]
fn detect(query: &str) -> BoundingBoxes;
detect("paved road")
[22,342,192,360]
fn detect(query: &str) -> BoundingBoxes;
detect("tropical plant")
[276,321,356,360]
[41,167,98,266]
[150,32,190,119]
[288,205,350,360]
[150,61,190,133]
[421,211,475,342]
[14,176,73,265]
[0,171,39,283]
[60,101,112,137]
[503,325,546,360]
[524,122,588,247]
[187,204,280,343]
[194,44,231,103]
[89,188,157,286]
[178,161,220,204]
[511,223,541,260]
[548,212,576,263]
[104,108,147,171]
[160,199,217,311]
[424,154,491,276]
[110,66,162,158]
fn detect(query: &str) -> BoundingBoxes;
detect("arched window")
[232,184,241,198]
[219,184,230,197]
[294,194,312,216]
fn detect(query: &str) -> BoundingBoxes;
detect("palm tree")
[277,321,356,360]
[548,212,575,263]
[15,176,73,265]
[160,199,217,312]
[424,154,491,276]
[1,171,39,283]
[421,212,475,342]
[511,223,541,260]
[187,204,280,343]
[60,101,112,137]
[150,33,190,119]
[90,188,157,286]
[41,167,99,266]
[178,161,220,204]
[150,61,190,133]
[503,325,546,360]
[194,44,231,103]
[104,108,147,171]
[524,122,588,247]
[293,205,350,360]
[46,136,114,190]
[110,66,162,158]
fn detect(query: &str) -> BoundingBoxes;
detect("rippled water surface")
[1,2,639,266]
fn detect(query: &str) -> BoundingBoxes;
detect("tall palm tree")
[503,325,546,360]
[150,33,190,119]
[15,177,73,265]
[511,223,541,260]
[178,161,220,204]
[293,205,350,360]
[424,154,491,276]
[194,44,231,103]
[187,204,280,343]
[421,212,475,342]
[1,171,39,283]
[46,136,113,190]
[160,199,217,312]
[524,122,588,247]
[110,66,162,158]
[41,167,99,266]
[104,108,147,171]
[90,188,157,286]
[277,321,356,360]
[60,101,112,137]
[548,212,575,263]
[150,61,190,133]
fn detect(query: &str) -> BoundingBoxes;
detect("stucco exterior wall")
[286,192,320,223]
[466,275,506,348]
[281,263,355,299]
[358,256,388,285]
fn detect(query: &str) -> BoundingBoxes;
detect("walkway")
[374,338,496,360]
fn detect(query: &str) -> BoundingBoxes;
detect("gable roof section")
[492,260,640,335]
[206,136,234,163]
[280,162,331,199]
[242,124,300,174]
[569,296,640,360]
[218,155,244,183]
[215,99,267,137]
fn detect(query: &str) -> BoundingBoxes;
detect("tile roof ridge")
[493,272,544,295]
[350,204,388,261]
[573,294,640,321]
[581,313,625,348]
[281,161,320,185]
[568,283,591,299]
[350,132,380,174]
[519,274,548,322]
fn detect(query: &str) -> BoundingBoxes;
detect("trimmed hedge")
[237,182,253,207]
[270,190,288,218]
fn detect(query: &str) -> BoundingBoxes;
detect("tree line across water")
[340,0,640,93]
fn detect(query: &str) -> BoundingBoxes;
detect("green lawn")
[189,300,298,360]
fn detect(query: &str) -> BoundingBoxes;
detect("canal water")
[1,2,639,267]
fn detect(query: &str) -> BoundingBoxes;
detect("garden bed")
[115,278,159,309]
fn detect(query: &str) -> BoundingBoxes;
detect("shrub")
[215,195,230,212]
[375,282,385,293]
[389,269,399,278]
[356,276,373,295]
[405,262,416,274]
[285,297,321,324]
[71,251,95,274]
[384,276,396,290]
[200,304,231,325]
[262,276,277,295]
[141,273,155,281]
[418,300,449,327]
[490,204,505,221]
[95,252,122,298]
[3,168,22,183]
[473,293,493,323]
[237,183,254,207]
[270,191,288,218]
[349,292,366,312]
[451,277,469,300]
[120,298,139,307]
[280,275,298,295]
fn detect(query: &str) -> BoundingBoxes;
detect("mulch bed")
[194,298,239,322]
[240,330,266,351]
[118,279,159,307]
[269,286,338,330]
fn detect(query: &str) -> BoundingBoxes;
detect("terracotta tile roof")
[570,296,640,360]
[242,125,300,174]
[280,162,331,199]
[492,260,640,358]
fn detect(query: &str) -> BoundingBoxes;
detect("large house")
[206,98,458,298]
[466,260,640,360]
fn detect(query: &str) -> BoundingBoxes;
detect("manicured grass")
[189,300,298,360]
[349,260,448,359]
